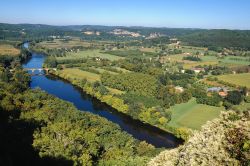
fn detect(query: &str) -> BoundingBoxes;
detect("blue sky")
[0,0,250,29]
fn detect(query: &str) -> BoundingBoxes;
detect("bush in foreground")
[148,110,250,166]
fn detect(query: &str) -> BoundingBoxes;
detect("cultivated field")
[38,38,116,49]
[58,68,124,94]
[37,39,91,49]
[164,53,250,69]
[59,68,100,82]
[217,73,250,88]
[168,98,223,130]
[57,50,123,61]
[0,44,20,56]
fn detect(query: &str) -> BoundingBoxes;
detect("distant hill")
[1,23,250,50]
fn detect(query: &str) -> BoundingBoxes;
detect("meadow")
[59,68,100,82]
[168,98,223,130]
[217,73,250,88]
[38,38,91,49]
[58,68,124,95]
[165,53,249,69]
[57,50,124,61]
[37,38,116,49]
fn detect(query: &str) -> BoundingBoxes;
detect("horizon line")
[1,22,250,31]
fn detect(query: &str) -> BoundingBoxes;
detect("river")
[22,43,183,148]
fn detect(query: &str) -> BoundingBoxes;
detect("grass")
[183,61,218,69]
[57,50,123,61]
[139,47,156,53]
[221,56,250,65]
[60,68,100,82]
[38,38,116,49]
[217,73,250,88]
[93,67,118,75]
[201,78,225,87]
[104,49,158,57]
[168,98,223,130]
[59,68,123,95]
[38,39,91,49]
[164,54,218,69]
[0,44,20,56]
[164,53,249,69]
[107,87,124,95]
[233,102,250,112]
[113,67,131,73]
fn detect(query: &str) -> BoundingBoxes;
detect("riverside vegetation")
[0,23,250,165]
[0,43,160,166]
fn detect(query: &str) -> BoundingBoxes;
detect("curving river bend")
[22,43,183,148]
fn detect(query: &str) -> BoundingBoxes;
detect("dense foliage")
[104,50,158,57]
[101,72,158,96]
[0,66,158,165]
[148,110,250,165]
[181,29,250,50]
[183,55,201,61]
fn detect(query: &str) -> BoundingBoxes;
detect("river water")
[22,43,183,148]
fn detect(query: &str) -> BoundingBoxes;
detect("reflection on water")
[22,49,183,148]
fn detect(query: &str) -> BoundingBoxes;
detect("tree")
[44,56,57,68]
[226,91,243,105]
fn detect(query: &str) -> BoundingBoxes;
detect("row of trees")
[183,55,201,61]
[54,71,176,135]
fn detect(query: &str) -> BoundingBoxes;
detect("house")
[184,52,191,56]
[191,67,205,73]
[207,87,228,97]
[218,91,228,97]
[207,87,223,93]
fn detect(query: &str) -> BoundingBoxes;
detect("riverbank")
[50,70,190,141]
[22,49,183,148]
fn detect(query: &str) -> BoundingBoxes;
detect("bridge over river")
[23,68,57,75]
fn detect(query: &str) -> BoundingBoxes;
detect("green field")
[104,49,158,57]
[59,68,123,95]
[168,98,223,130]
[233,102,250,112]
[93,67,118,74]
[217,73,250,88]
[59,68,100,82]
[57,50,123,61]
[38,39,90,48]
[165,53,250,69]
[113,67,131,73]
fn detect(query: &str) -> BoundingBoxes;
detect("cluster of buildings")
[180,68,205,74]
[83,31,101,36]
[110,29,141,37]
[146,33,165,39]
[207,87,228,97]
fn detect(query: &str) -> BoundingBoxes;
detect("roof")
[207,87,228,92]
[207,87,222,92]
